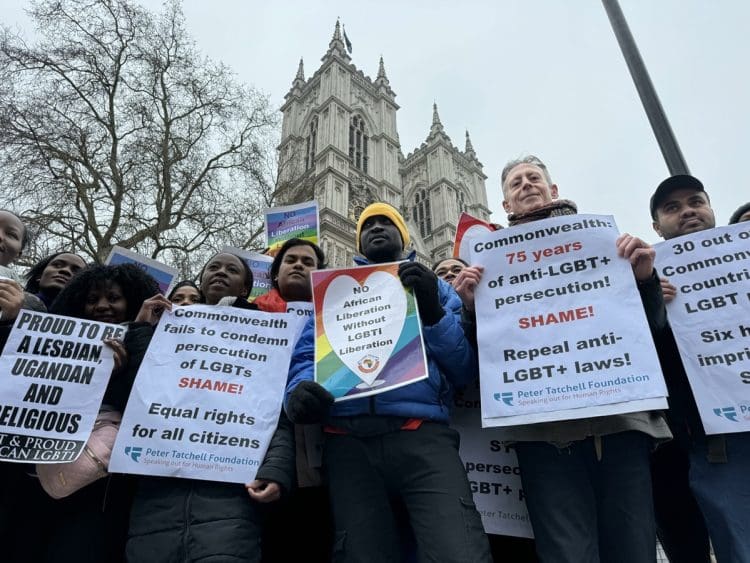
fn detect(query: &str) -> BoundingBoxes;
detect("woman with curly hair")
[31,263,160,563]
[51,263,158,325]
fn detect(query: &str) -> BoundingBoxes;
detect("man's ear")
[652,220,663,238]
[550,184,559,200]
[502,199,511,213]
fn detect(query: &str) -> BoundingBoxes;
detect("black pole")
[602,0,689,175]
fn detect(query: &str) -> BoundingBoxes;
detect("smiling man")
[501,155,576,225]
[284,202,491,563]
[456,155,671,563]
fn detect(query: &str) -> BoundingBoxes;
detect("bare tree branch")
[0,0,278,276]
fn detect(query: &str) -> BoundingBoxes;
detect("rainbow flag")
[311,263,427,401]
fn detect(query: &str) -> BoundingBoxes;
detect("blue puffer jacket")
[284,260,477,423]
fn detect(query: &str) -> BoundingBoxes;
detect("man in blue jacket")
[285,203,491,563]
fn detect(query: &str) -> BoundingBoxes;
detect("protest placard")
[222,247,274,301]
[0,311,123,463]
[453,212,499,262]
[264,200,319,256]
[655,222,750,434]
[469,214,667,427]
[285,301,313,318]
[105,246,178,296]
[451,383,533,538]
[110,305,304,483]
[286,301,313,342]
[311,262,428,401]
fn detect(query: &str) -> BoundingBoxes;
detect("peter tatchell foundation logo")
[713,406,738,422]
[494,392,513,406]
[125,446,143,462]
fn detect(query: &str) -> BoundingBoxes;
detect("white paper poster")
[469,214,667,427]
[0,311,122,463]
[655,223,750,434]
[452,384,533,538]
[110,305,304,483]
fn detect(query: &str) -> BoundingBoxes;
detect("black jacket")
[125,304,295,562]
[654,323,705,449]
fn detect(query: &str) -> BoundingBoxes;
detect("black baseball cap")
[650,174,705,219]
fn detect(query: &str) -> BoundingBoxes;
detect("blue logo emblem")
[494,392,514,406]
[713,407,738,422]
[125,446,143,462]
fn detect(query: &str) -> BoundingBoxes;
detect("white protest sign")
[0,311,123,463]
[286,301,313,318]
[469,214,667,427]
[452,384,533,538]
[286,301,313,342]
[110,305,304,483]
[655,223,750,434]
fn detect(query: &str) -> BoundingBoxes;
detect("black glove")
[286,380,334,424]
[398,262,445,326]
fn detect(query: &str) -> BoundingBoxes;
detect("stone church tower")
[276,21,490,267]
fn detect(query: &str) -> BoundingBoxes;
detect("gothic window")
[305,116,318,170]
[412,189,432,239]
[349,115,369,173]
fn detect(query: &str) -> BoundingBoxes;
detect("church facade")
[276,21,491,267]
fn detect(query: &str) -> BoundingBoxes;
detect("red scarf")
[252,288,288,313]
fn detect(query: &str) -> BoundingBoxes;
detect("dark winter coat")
[126,301,295,563]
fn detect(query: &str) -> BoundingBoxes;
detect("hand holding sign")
[616,233,655,282]
[659,278,677,303]
[454,265,484,312]
[0,278,24,321]
[398,262,443,326]
[286,380,334,424]
[104,337,128,374]
[135,294,173,325]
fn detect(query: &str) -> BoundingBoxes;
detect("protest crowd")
[0,156,748,563]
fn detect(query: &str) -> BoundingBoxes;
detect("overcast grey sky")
[6,1,749,243]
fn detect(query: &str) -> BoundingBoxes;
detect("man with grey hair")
[499,155,577,226]
[456,155,671,563]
